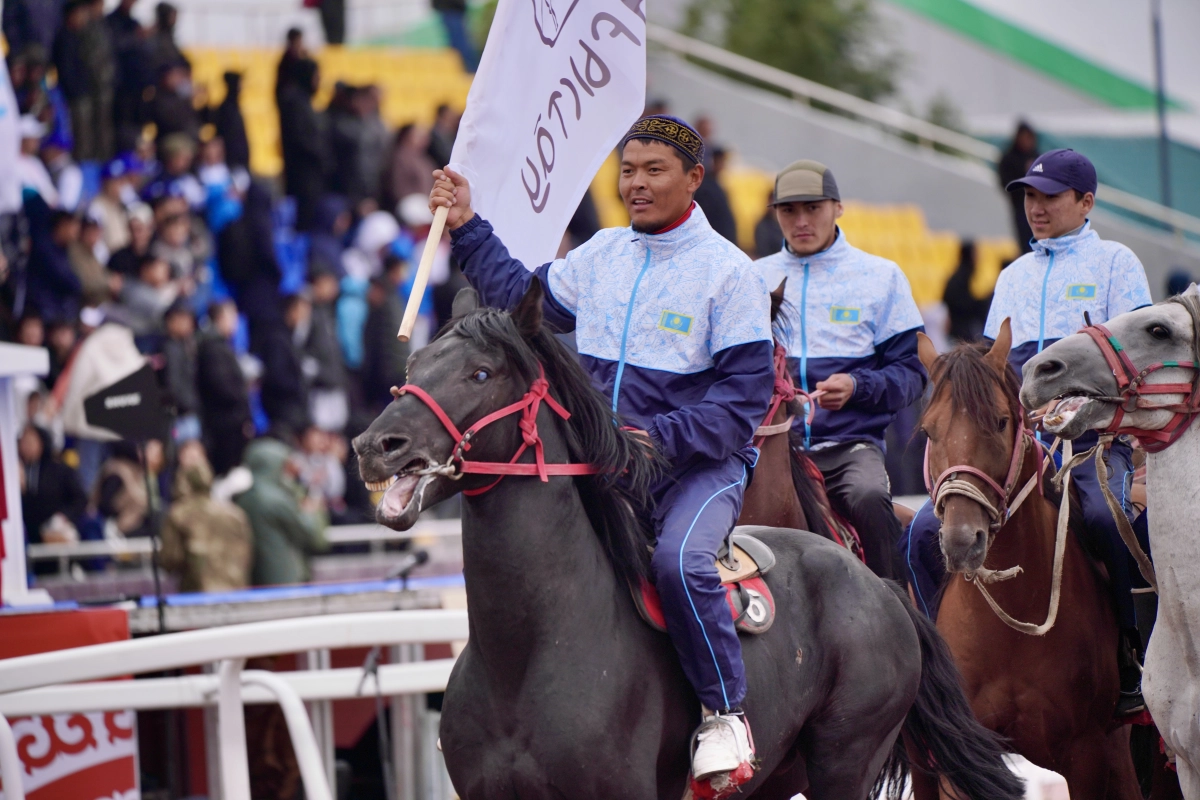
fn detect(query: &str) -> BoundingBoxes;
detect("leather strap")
[390,364,602,496]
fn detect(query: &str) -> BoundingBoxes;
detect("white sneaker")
[691,711,754,781]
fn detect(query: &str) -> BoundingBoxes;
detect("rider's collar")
[650,201,696,235]
[782,227,847,264]
[632,202,711,256]
[1031,220,1094,255]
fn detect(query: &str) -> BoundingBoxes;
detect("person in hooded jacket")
[214,71,250,171]
[197,299,253,475]
[161,443,252,592]
[278,58,325,232]
[235,438,327,586]
[28,208,83,324]
[19,424,88,546]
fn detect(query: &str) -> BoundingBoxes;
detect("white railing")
[26,519,462,570]
[0,609,468,800]
[647,25,1200,239]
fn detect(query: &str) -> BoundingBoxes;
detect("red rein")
[391,365,601,496]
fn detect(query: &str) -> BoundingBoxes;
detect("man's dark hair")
[287,27,303,43]
[1073,189,1087,202]
[618,137,698,171]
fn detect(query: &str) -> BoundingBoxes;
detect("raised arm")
[432,169,577,331]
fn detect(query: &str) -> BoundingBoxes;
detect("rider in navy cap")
[1005,148,1098,197]
[904,146,1154,717]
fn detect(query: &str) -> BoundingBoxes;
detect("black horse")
[354,283,1023,800]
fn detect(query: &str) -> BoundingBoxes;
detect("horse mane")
[922,342,1025,437]
[438,307,664,588]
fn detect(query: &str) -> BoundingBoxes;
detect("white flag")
[0,57,21,214]
[449,0,646,268]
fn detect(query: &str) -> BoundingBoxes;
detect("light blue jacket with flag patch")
[450,204,775,473]
[756,229,927,450]
[984,221,1152,373]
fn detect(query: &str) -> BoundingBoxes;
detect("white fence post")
[241,671,333,800]
[218,658,251,800]
[303,648,336,791]
[0,714,27,800]
[391,644,418,800]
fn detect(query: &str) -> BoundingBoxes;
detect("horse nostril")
[1036,358,1065,378]
[380,436,409,454]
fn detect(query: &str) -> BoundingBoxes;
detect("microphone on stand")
[386,549,430,589]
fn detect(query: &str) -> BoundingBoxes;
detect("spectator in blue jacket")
[28,208,83,323]
[430,115,773,794]
[756,160,926,581]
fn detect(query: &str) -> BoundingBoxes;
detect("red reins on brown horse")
[753,344,821,445]
[390,364,601,497]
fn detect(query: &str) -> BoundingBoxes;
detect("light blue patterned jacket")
[985,221,1152,372]
[450,204,776,472]
[756,230,926,449]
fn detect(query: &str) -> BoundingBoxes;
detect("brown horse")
[913,321,1143,799]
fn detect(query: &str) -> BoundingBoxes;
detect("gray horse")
[1021,288,1200,799]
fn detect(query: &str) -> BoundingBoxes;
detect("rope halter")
[924,421,1044,532]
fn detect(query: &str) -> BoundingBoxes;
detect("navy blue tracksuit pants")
[651,449,754,713]
[903,437,1148,627]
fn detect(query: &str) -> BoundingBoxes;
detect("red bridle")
[390,364,601,497]
[753,344,821,446]
[924,420,1047,530]
[1079,321,1200,453]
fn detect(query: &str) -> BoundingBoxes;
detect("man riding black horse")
[429,116,774,794]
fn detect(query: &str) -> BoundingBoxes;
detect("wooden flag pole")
[397,204,450,342]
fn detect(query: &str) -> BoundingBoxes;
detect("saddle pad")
[634,577,776,636]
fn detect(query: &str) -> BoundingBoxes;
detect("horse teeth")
[364,475,399,492]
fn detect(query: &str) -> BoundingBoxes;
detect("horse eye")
[997,417,1008,432]
[472,369,490,382]
[1149,324,1171,341]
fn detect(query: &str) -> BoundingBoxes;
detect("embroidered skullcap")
[620,115,705,166]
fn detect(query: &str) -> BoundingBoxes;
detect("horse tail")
[875,582,1025,800]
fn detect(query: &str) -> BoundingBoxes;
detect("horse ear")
[917,332,938,373]
[986,318,1013,372]
[512,279,544,340]
[452,287,479,318]
[769,278,787,322]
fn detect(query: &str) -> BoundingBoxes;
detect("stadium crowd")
[0,2,522,592]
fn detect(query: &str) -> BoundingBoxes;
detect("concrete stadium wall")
[647,53,1200,299]
[648,52,1014,238]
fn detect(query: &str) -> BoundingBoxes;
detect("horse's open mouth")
[364,459,438,524]
[1040,395,1097,434]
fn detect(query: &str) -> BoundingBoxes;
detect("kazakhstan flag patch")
[659,310,693,335]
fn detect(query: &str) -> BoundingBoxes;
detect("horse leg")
[1176,757,1200,800]
[800,719,905,800]
[1060,732,1141,800]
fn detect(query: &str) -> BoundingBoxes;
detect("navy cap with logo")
[1006,148,1097,197]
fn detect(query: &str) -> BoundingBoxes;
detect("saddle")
[634,530,777,636]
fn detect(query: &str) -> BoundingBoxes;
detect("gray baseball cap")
[771,160,840,204]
